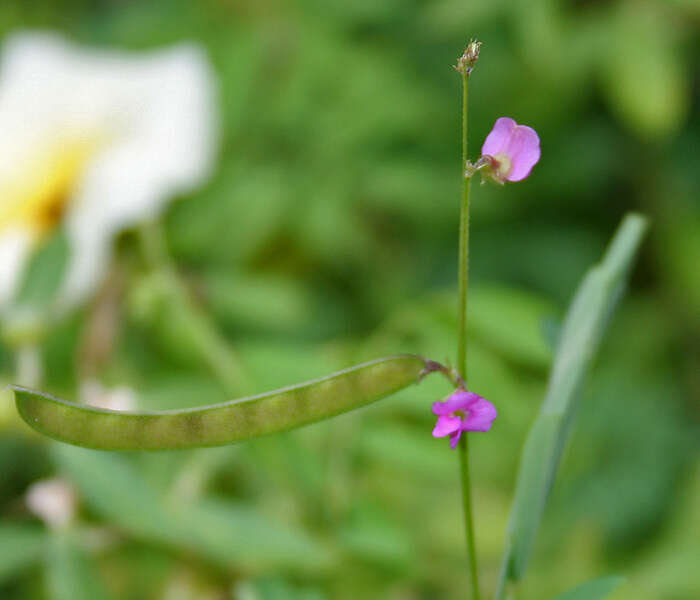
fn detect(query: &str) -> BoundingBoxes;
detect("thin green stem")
[138,220,171,271]
[457,72,480,600]
[459,435,479,599]
[457,73,470,379]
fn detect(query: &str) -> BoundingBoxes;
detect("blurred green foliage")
[0,0,698,599]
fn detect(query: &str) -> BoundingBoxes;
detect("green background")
[0,1,698,599]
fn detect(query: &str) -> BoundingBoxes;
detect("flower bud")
[454,40,482,76]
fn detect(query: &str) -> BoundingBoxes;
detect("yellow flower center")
[0,136,99,240]
[492,152,512,178]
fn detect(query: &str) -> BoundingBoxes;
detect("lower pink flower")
[432,390,497,448]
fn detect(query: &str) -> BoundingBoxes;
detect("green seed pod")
[13,355,436,451]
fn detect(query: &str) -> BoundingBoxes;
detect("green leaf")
[13,355,433,450]
[184,498,332,571]
[53,445,330,571]
[0,524,46,584]
[504,413,563,579]
[551,576,625,600]
[53,446,181,546]
[496,214,648,595]
[13,228,70,310]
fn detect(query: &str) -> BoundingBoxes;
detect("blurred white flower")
[80,378,137,411]
[26,477,77,529]
[0,32,218,312]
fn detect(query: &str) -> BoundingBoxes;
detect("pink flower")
[432,390,497,449]
[480,117,540,182]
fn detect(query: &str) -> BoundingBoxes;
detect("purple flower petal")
[432,415,462,437]
[462,397,498,432]
[431,388,498,447]
[481,117,516,157]
[432,390,480,415]
[480,117,540,182]
[504,125,540,181]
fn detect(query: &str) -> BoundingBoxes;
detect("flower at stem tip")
[467,117,541,184]
[454,40,481,76]
[432,389,497,449]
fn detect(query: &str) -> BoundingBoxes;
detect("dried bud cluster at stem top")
[454,40,481,76]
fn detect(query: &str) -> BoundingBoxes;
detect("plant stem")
[137,222,249,396]
[457,72,480,600]
[459,436,479,599]
[457,77,470,379]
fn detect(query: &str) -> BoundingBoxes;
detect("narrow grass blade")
[496,214,648,596]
